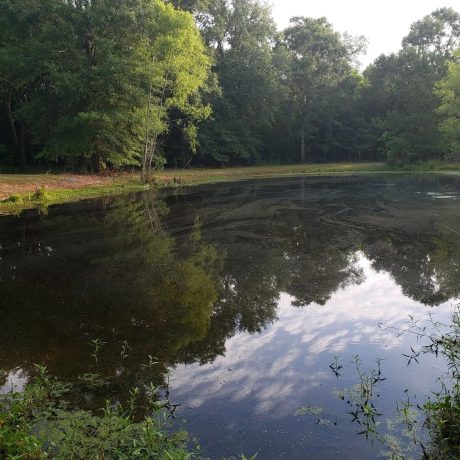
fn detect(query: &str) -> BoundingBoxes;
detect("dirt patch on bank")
[0,173,134,200]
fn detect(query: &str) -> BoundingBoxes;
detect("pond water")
[0,174,459,458]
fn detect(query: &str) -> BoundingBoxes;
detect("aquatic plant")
[335,304,460,459]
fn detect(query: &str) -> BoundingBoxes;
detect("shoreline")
[1,162,459,215]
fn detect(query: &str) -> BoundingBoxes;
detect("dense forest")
[0,0,459,174]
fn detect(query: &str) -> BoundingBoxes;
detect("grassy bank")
[0,182,150,215]
[1,161,460,214]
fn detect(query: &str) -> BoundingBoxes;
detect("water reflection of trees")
[0,197,223,389]
[187,176,459,310]
[364,234,460,305]
[0,175,459,392]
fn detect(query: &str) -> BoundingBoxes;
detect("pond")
[0,174,459,459]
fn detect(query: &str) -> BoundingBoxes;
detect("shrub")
[0,365,196,459]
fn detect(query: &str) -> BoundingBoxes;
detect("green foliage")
[336,305,460,459]
[437,50,460,158]
[0,363,196,459]
[0,181,149,214]
[0,0,211,171]
[31,186,48,201]
[0,0,459,171]
[271,17,367,163]
[404,308,460,459]
[363,8,460,166]
[192,0,280,166]
[402,7,460,58]
[336,356,385,438]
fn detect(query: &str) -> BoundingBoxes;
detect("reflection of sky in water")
[417,191,459,200]
[0,369,27,394]
[171,254,455,459]
[1,174,459,459]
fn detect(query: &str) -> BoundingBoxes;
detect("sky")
[271,0,460,67]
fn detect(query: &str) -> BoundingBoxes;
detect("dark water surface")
[1,174,459,458]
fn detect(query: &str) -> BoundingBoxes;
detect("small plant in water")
[88,338,106,367]
[334,356,425,459]
[329,355,343,378]
[143,354,160,369]
[336,356,385,438]
[332,305,460,459]
[120,340,131,361]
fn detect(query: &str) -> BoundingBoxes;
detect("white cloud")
[170,253,456,418]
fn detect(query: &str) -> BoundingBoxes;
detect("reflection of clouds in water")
[414,191,459,200]
[425,192,458,200]
[308,329,349,354]
[0,369,27,394]
[172,253,454,417]
[269,346,300,375]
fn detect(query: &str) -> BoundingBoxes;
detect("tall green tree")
[279,17,366,162]
[0,0,69,166]
[403,7,460,59]
[191,0,281,165]
[437,50,460,158]
[363,8,460,165]
[0,0,211,172]
[138,0,212,179]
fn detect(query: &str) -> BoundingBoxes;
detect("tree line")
[0,0,459,174]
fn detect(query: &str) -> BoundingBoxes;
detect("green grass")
[153,162,387,185]
[0,182,149,215]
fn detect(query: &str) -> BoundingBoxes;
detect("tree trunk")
[3,91,25,165]
[300,130,305,163]
[142,82,154,183]
[18,121,26,166]
[145,135,158,183]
